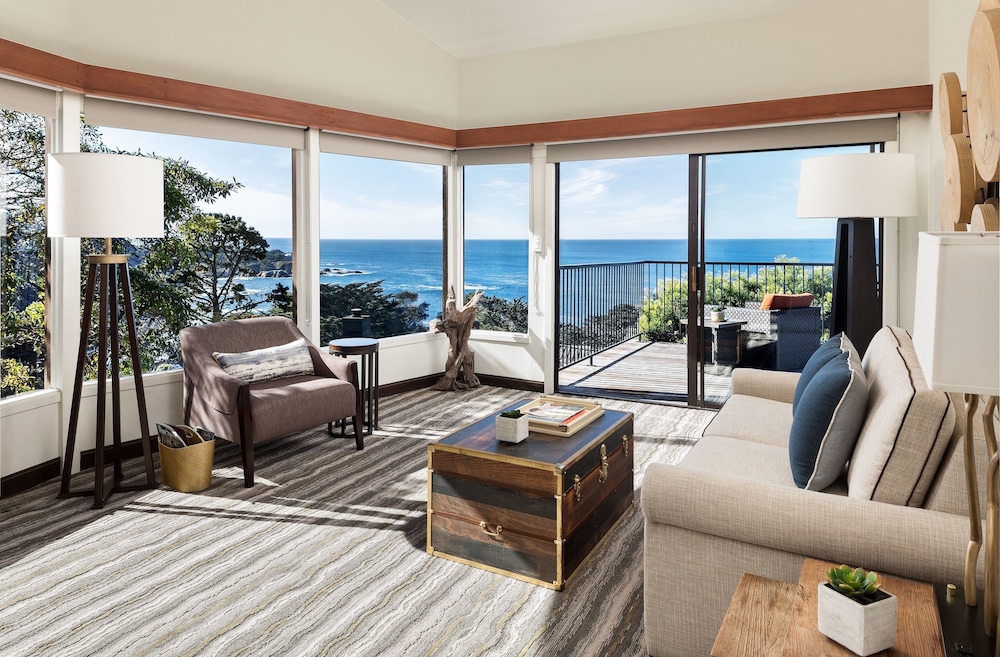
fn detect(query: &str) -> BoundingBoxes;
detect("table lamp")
[796,152,918,355]
[912,231,999,639]
[48,152,164,509]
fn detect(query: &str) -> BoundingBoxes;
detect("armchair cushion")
[213,338,314,383]
[788,334,868,490]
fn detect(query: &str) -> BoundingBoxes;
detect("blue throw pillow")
[788,334,868,490]
[792,333,849,413]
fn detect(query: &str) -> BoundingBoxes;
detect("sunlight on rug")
[0,386,714,657]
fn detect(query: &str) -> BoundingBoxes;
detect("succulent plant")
[827,564,882,602]
[499,409,524,419]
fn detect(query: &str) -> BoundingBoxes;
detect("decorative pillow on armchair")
[788,333,869,490]
[213,338,315,383]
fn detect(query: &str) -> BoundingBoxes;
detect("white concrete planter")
[817,583,897,656]
[711,311,725,322]
[495,413,529,443]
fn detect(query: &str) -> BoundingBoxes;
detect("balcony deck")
[558,338,735,406]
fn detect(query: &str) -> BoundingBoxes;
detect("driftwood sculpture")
[432,286,483,391]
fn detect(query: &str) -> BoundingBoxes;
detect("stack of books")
[518,396,604,436]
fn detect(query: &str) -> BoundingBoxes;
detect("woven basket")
[160,431,215,493]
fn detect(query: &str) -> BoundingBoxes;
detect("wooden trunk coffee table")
[426,401,634,590]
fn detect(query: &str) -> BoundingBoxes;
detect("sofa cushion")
[847,327,956,506]
[760,292,814,310]
[788,334,868,490]
[792,333,850,412]
[703,394,793,447]
[213,338,315,384]
[679,435,800,489]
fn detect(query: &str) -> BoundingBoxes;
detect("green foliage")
[2,111,48,394]
[640,278,686,342]
[318,281,429,343]
[468,293,528,333]
[499,409,523,419]
[640,260,833,343]
[266,282,294,317]
[827,565,882,602]
[1,358,34,396]
[141,212,269,325]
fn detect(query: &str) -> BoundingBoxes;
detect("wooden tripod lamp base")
[57,256,158,509]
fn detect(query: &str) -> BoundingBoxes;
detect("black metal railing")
[558,260,834,369]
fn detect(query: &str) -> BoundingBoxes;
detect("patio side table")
[328,337,379,435]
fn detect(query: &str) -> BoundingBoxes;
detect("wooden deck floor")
[558,338,735,406]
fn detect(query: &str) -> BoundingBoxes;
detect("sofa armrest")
[730,368,800,404]
[642,463,973,585]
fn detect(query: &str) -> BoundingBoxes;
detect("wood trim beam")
[456,86,933,148]
[0,38,457,148]
[1,38,932,151]
[0,38,85,90]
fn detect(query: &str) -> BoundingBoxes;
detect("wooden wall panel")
[1,38,932,151]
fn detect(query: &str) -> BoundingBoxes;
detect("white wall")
[0,0,461,128]
[458,0,929,128]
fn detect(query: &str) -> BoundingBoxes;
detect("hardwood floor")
[558,338,735,406]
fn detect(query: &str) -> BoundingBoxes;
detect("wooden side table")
[328,337,379,435]
[712,558,945,657]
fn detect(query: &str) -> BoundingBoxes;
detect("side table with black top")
[328,337,379,436]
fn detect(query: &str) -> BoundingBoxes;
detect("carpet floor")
[0,386,714,657]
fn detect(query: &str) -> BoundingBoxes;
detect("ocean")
[241,238,836,321]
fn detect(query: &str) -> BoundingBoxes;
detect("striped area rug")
[0,386,714,657]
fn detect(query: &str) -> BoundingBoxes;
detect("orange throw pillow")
[760,293,814,310]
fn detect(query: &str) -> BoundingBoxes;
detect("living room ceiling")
[379,0,851,58]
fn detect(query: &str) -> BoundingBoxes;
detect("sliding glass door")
[555,142,882,408]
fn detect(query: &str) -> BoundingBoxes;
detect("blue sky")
[98,127,861,242]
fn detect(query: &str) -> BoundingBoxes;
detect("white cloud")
[200,186,292,238]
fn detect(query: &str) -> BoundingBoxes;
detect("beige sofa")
[642,326,990,656]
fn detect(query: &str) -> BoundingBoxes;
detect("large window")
[81,125,293,372]
[318,153,444,341]
[1,110,47,397]
[463,163,530,333]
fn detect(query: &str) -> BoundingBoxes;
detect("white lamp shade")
[912,231,1000,396]
[47,152,164,238]
[796,153,918,219]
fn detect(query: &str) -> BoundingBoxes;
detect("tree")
[267,282,294,317]
[142,212,268,324]
[2,111,49,393]
[318,280,429,343]
[468,293,528,333]
[2,111,248,387]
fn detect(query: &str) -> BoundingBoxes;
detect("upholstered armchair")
[179,316,363,487]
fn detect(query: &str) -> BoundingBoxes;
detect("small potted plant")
[710,306,726,323]
[817,564,897,656]
[496,409,529,443]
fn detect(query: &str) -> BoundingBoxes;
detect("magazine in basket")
[518,396,604,436]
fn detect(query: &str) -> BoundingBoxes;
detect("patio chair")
[727,294,821,371]
[180,316,363,487]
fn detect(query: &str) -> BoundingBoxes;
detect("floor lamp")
[796,153,918,355]
[49,152,164,509]
[913,231,1000,638]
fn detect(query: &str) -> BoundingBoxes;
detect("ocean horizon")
[239,237,837,321]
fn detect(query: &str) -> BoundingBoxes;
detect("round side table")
[328,337,379,435]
